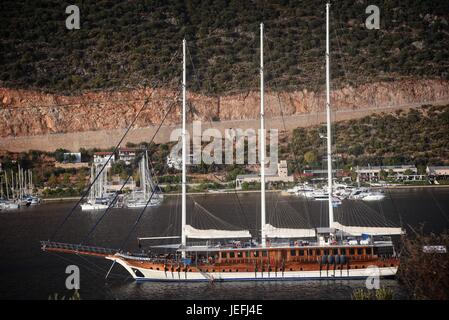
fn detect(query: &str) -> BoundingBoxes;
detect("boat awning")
[185,225,252,239]
[332,222,404,236]
[265,224,316,238]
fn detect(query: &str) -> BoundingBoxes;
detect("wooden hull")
[107,256,398,282]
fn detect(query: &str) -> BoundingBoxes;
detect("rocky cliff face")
[1,79,448,138]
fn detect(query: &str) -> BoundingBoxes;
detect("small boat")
[295,186,316,197]
[0,200,20,210]
[287,183,314,194]
[29,196,41,205]
[348,188,370,200]
[313,190,329,201]
[125,194,163,208]
[362,192,386,201]
[80,201,109,211]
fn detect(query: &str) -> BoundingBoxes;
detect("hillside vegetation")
[1,0,448,95]
[286,104,449,172]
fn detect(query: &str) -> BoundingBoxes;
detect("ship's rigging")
[42,3,404,282]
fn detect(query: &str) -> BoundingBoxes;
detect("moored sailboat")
[124,151,163,208]
[80,163,110,211]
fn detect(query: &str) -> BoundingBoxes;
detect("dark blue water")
[0,188,448,300]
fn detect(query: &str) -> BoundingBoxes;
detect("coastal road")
[1,99,448,152]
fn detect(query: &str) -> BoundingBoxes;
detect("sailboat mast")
[18,164,21,199]
[141,155,146,196]
[0,172,3,199]
[181,39,187,256]
[5,172,9,200]
[326,3,334,228]
[260,23,266,247]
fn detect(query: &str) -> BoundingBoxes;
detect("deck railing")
[40,241,118,255]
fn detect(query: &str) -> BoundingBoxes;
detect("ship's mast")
[326,3,334,229]
[181,39,187,257]
[260,23,266,247]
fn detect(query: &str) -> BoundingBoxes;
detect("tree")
[62,173,71,186]
[349,144,364,156]
[47,174,58,188]
[241,182,249,191]
[54,148,69,162]
[303,151,317,165]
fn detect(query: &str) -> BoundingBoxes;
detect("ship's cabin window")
[308,249,313,256]
[229,252,235,258]
[315,249,321,256]
[299,250,305,256]
[237,251,243,258]
[366,248,372,255]
[290,250,296,256]
[340,248,347,255]
[253,251,259,257]
[324,249,329,255]
[221,252,227,259]
[357,248,363,255]
[332,249,338,255]
[245,251,250,258]
[262,251,268,257]
[349,249,355,255]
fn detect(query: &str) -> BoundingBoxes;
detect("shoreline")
[41,189,280,202]
[40,184,449,202]
[381,184,449,189]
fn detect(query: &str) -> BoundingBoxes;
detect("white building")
[235,161,294,189]
[118,147,139,165]
[62,152,81,163]
[353,165,417,178]
[426,166,449,177]
[93,152,115,167]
